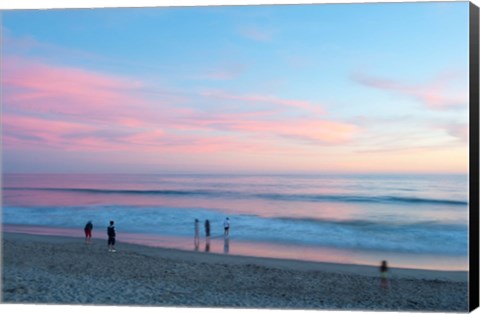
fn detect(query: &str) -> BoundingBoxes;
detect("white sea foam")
[2,173,469,257]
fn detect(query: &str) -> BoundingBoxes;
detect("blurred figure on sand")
[380,260,389,289]
[84,220,93,244]
[194,218,200,250]
[107,221,116,252]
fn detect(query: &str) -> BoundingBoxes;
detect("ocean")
[2,173,469,270]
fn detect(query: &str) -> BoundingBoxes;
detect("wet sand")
[1,232,468,311]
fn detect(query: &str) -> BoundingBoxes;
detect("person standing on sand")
[380,260,389,289]
[205,219,211,239]
[204,219,211,253]
[223,217,230,237]
[107,221,116,252]
[194,219,200,250]
[84,220,93,244]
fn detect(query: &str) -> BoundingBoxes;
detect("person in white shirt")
[223,217,230,237]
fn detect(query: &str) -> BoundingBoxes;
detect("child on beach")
[380,260,389,289]
[84,220,93,244]
[107,221,116,252]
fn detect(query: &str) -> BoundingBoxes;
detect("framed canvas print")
[1,0,479,313]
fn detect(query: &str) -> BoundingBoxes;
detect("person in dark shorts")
[107,220,116,252]
[84,220,93,244]
[223,217,230,237]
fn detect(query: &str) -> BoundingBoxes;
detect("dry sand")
[1,232,468,311]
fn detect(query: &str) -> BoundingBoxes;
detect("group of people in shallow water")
[83,217,231,254]
[194,217,230,252]
[82,217,389,288]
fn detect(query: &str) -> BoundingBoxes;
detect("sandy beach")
[1,232,468,311]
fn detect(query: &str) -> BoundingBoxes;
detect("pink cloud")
[173,109,358,145]
[352,71,468,110]
[2,114,98,150]
[3,56,145,119]
[3,56,358,157]
[3,113,176,152]
[2,57,164,151]
[3,115,94,134]
[3,113,167,152]
[220,118,358,144]
[123,129,166,146]
[439,123,468,142]
[200,90,324,113]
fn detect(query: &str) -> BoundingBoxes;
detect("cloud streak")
[352,70,468,110]
[200,90,322,112]
[3,57,147,120]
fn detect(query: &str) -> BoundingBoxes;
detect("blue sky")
[1,2,471,174]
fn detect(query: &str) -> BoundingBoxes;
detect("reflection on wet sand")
[205,238,210,252]
[3,224,468,271]
[224,237,230,254]
[194,219,200,251]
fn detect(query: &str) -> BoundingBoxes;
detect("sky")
[1,1,471,174]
